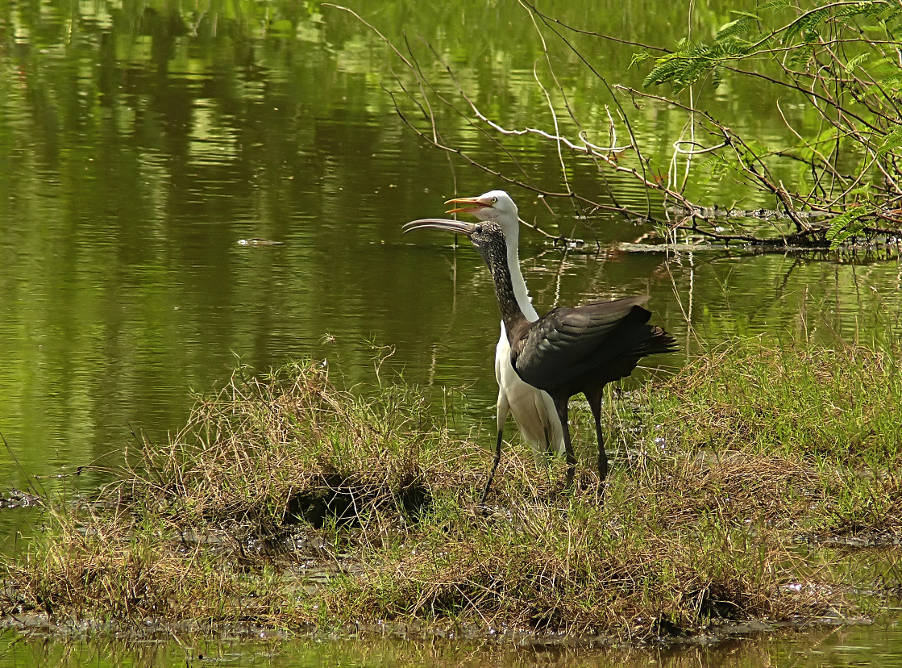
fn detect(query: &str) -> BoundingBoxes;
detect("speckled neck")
[502,224,538,322]
[474,226,528,343]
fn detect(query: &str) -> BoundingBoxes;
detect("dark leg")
[585,388,608,484]
[553,397,576,488]
[479,427,504,505]
[543,424,552,458]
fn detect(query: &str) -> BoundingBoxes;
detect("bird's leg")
[554,398,575,488]
[480,392,509,504]
[586,388,608,499]
[480,427,504,505]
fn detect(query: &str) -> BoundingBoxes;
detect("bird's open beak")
[444,196,490,215]
[402,218,476,236]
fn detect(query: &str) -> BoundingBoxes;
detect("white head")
[444,190,519,236]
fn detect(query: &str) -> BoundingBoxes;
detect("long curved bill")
[444,196,488,215]
[402,218,476,236]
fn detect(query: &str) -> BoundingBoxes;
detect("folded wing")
[512,296,675,392]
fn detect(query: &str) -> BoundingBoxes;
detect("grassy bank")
[2,339,901,642]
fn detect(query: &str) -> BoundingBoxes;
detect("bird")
[407,190,565,502]
[403,215,676,499]
[443,192,566,457]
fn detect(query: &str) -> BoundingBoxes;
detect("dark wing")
[512,296,675,392]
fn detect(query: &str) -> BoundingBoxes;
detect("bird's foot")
[573,472,607,505]
[593,481,608,506]
[576,471,598,492]
[474,498,506,517]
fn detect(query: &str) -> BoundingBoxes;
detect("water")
[3,620,902,666]
[0,0,900,662]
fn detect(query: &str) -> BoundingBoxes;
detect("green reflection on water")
[1,0,900,491]
[1,0,902,663]
[3,620,902,666]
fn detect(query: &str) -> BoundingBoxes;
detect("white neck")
[500,219,539,322]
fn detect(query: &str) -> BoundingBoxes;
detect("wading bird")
[403,216,676,499]
[418,192,565,471]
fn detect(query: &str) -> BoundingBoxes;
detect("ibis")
[403,215,676,499]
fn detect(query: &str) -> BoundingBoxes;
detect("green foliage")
[758,0,792,9]
[783,2,885,43]
[826,206,872,248]
[640,1,901,243]
[644,2,889,90]
[643,9,765,89]
[877,126,902,158]
[629,50,653,68]
[842,52,870,73]
[715,12,759,40]
[783,6,832,42]
[643,32,755,90]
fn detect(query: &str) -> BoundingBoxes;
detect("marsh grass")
[2,341,900,642]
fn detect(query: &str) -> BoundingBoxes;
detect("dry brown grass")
[2,341,900,642]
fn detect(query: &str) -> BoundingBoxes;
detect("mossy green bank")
[2,338,900,642]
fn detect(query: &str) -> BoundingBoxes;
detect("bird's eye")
[491,197,497,204]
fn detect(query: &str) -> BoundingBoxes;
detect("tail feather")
[636,325,678,358]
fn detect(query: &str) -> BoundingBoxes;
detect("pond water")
[0,0,900,663]
[3,619,902,666]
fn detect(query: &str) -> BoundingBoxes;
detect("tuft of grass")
[613,337,902,541]
[2,343,901,642]
[637,339,902,462]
